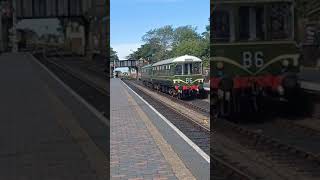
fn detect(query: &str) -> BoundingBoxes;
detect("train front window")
[238,6,265,41]
[212,10,230,42]
[239,3,293,41]
[184,64,189,75]
[192,62,201,74]
[175,64,182,75]
[268,3,293,40]
[239,7,250,40]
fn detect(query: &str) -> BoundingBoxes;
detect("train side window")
[175,64,182,75]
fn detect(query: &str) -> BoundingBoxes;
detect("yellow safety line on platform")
[44,84,108,180]
[122,83,196,180]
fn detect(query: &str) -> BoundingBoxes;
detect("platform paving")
[299,68,320,92]
[0,53,107,180]
[110,78,199,180]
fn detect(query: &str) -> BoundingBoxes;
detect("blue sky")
[111,0,210,59]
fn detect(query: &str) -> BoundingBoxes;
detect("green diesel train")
[141,55,207,99]
[211,0,301,116]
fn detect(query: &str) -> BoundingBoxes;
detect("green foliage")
[110,47,119,62]
[128,24,210,68]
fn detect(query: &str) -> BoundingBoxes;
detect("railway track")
[33,52,109,156]
[46,48,108,78]
[47,57,108,91]
[212,154,256,180]
[214,117,320,179]
[132,80,209,116]
[33,53,108,118]
[241,118,320,157]
[122,80,255,180]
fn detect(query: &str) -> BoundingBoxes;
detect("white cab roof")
[152,55,202,67]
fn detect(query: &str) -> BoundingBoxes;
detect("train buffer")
[0,53,108,179]
[111,78,209,179]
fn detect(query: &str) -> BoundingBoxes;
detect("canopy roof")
[152,55,202,67]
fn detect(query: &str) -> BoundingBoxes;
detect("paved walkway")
[111,78,197,180]
[0,53,107,180]
[299,68,320,92]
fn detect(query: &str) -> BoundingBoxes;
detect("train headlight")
[277,86,284,95]
[282,59,289,67]
[217,62,224,69]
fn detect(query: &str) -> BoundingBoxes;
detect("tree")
[142,25,174,50]
[110,47,119,62]
[172,26,201,46]
[127,24,210,67]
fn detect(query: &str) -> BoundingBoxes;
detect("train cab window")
[268,3,292,40]
[238,6,265,41]
[192,62,201,74]
[175,64,182,75]
[184,64,189,75]
[212,10,230,42]
[239,7,250,40]
[256,8,265,40]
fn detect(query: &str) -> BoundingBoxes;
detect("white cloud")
[112,43,142,60]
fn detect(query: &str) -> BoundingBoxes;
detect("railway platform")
[299,68,320,92]
[0,53,108,180]
[111,78,209,179]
